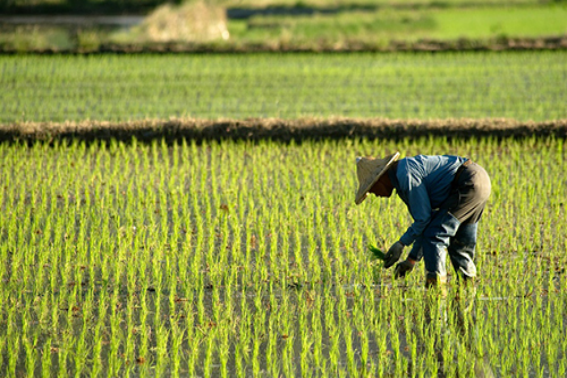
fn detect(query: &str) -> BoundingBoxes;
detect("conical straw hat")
[355,152,400,205]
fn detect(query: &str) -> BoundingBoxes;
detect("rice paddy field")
[0,136,566,377]
[1,50,567,377]
[1,51,567,123]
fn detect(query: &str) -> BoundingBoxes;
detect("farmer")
[355,152,491,287]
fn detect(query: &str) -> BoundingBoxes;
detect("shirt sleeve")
[408,235,423,261]
[398,174,433,247]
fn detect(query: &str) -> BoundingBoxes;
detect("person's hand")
[384,241,404,269]
[394,258,415,278]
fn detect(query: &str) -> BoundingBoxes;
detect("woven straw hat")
[355,152,400,205]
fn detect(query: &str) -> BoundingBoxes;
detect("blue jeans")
[416,211,478,279]
[410,162,490,279]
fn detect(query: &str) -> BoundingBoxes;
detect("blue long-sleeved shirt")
[388,155,467,248]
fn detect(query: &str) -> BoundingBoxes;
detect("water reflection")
[423,286,495,378]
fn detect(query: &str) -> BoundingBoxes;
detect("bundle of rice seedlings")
[368,244,386,261]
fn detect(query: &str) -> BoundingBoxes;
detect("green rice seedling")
[282,326,297,378]
[170,324,185,378]
[154,322,170,376]
[7,314,19,377]
[24,325,38,377]
[351,301,371,374]
[0,328,4,373]
[186,328,202,378]
[40,338,52,378]
[56,332,72,378]
[297,301,313,376]
[73,323,89,377]
[203,333,215,378]
[232,329,247,377]
[560,331,567,377]
[91,310,106,376]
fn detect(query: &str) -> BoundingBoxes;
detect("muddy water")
[3,279,563,377]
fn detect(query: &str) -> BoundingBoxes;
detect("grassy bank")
[1,1,566,53]
[0,0,547,15]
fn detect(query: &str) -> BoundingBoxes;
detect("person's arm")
[407,236,423,261]
[398,180,432,247]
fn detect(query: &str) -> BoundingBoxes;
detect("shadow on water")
[3,270,566,377]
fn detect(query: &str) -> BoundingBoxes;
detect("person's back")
[394,155,465,210]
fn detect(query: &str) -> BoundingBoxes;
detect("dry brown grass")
[2,117,566,144]
[135,0,229,43]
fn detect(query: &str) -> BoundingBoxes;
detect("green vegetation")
[1,2,565,377]
[227,5,567,46]
[1,0,546,14]
[1,0,565,52]
[0,136,565,377]
[1,52,566,124]
[368,244,386,260]
[426,5,567,40]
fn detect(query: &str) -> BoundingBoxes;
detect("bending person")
[355,152,491,288]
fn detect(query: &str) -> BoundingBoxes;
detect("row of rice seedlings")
[2,52,567,123]
[0,136,565,376]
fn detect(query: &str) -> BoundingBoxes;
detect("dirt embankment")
[102,36,567,53]
[2,36,567,54]
[2,118,566,145]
